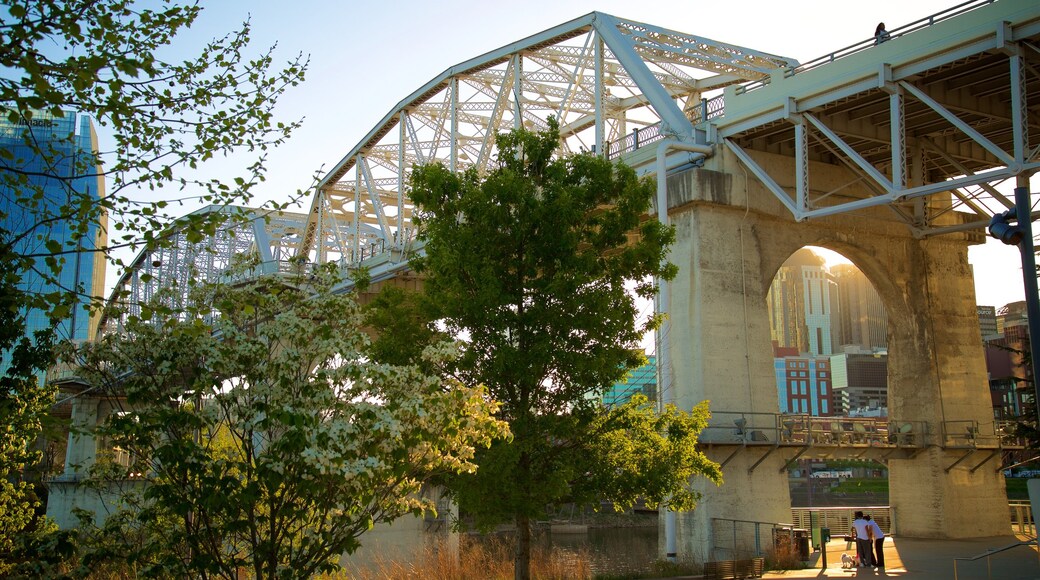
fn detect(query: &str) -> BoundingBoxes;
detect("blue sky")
[97,0,1030,307]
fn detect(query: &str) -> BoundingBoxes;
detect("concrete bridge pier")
[662,168,793,563]
[659,152,1010,563]
[885,238,1011,538]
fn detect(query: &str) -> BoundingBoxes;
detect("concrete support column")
[664,168,792,562]
[63,395,99,477]
[887,238,1010,537]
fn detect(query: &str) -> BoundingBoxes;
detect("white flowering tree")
[67,265,507,579]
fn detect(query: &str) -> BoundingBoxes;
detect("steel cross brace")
[969,450,1000,474]
[945,449,977,473]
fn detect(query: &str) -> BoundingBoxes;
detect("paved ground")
[760,534,1040,579]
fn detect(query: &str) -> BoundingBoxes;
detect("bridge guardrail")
[735,0,995,95]
[701,412,930,449]
[1009,501,1035,536]
[604,96,726,161]
[942,419,1026,448]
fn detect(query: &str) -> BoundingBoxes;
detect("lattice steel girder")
[718,0,1040,237]
[300,11,794,263]
[101,206,314,337]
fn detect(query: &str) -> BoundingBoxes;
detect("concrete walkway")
[761,534,1040,579]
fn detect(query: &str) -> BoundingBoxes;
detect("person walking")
[852,511,874,567]
[866,515,886,570]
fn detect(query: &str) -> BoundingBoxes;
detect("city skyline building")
[829,347,888,416]
[774,354,834,416]
[832,264,888,350]
[977,305,998,340]
[602,355,656,408]
[982,302,1032,419]
[0,110,107,381]
[767,248,840,357]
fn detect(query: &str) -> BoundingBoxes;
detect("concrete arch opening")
[766,246,891,516]
[660,150,1013,563]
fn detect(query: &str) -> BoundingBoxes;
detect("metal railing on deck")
[604,96,727,160]
[736,0,995,95]
[701,411,930,448]
[1010,501,1036,536]
[790,506,893,538]
[953,540,1040,580]
[942,419,1025,448]
[711,517,793,560]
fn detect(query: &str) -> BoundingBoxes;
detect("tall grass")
[337,536,592,580]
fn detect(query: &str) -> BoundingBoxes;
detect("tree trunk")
[515,513,531,580]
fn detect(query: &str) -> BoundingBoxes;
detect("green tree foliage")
[65,266,507,578]
[406,119,720,580]
[0,0,307,555]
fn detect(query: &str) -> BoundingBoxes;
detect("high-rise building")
[602,355,656,408]
[832,264,887,349]
[977,305,998,340]
[774,354,833,416]
[983,304,1032,419]
[997,301,1028,336]
[0,110,107,380]
[767,248,839,356]
[829,347,888,415]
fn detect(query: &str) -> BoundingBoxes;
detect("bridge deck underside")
[718,4,1040,234]
[730,50,1039,179]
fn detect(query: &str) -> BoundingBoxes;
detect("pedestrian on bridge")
[875,22,891,45]
[852,511,875,567]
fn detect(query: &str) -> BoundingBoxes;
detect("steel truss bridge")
[102,0,1039,464]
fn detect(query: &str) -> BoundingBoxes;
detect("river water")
[539,526,661,576]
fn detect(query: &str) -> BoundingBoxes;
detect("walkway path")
[762,534,1039,579]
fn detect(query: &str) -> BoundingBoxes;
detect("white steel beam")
[594,14,695,140]
[724,138,802,218]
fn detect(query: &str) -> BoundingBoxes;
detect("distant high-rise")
[767,248,838,356]
[977,305,998,340]
[774,354,833,416]
[832,264,887,350]
[829,347,888,415]
[602,355,656,408]
[0,110,107,380]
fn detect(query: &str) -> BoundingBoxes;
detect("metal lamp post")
[988,186,1040,420]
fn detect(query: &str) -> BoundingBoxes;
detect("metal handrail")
[711,517,801,559]
[736,0,995,95]
[953,540,1040,580]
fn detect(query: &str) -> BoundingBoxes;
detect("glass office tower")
[0,110,107,380]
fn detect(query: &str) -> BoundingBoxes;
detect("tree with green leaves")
[65,265,507,578]
[405,119,721,580]
[0,0,307,556]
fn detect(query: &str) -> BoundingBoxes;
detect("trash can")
[821,527,831,544]
[793,528,811,562]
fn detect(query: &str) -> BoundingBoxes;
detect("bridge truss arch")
[299,12,796,267]
[100,206,311,336]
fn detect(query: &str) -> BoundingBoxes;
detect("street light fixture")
[988,187,1040,422]
[989,210,1024,245]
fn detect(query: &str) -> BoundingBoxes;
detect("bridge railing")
[942,419,1026,448]
[790,506,894,538]
[1010,501,1035,536]
[711,517,795,560]
[604,96,727,160]
[735,0,996,96]
[702,411,930,448]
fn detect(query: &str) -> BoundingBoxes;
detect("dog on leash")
[841,553,857,569]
